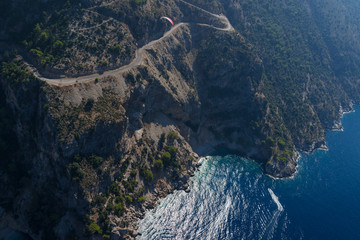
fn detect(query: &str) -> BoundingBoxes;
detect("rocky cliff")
[1,0,360,239]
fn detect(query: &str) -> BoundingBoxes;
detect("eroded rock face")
[3,0,360,239]
[0,22,269,239]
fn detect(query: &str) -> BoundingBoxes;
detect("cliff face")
[0,55,200,240]
[2,0,360,239]
[219,0,360,151]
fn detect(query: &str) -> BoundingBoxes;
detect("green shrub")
[165,146,178,156]
[148,154,154,163]
[92,195,106,206]
[284,149,294,157]
[53,40,64,50]
[101,60,109,67]
[138,196,146,202]
[154,159,164,169]
[125,195,133,204]
[162,146,178,167]
[69,162,84,181]
[88,222,102,235]
[29,48,54,66]
[114,202,124,215]
[167,131,178,141]
[277,156,288,163]
[278,139,286,148]
[140,168,153,182]
[30,48,43,58]
[130,169,137,178]
[161,152,172,166]
[88,154,104,168]
[123,179,137,192]
[162,152,171,162]
[108,44,122,55]
[108,182,120,195]
[1,59,35,84]
[266,136,275,145]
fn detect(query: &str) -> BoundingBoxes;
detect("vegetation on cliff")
[2,0,360,239]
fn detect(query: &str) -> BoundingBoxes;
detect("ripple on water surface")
[138,107,360,240]
[137,157,291,240]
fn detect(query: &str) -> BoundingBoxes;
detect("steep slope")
[220,0,360,144]
[1,0,360,239]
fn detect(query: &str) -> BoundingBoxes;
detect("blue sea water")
[137,107,360,240]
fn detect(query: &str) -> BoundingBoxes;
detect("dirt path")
[25,1,234,86]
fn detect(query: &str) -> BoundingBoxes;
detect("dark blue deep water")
[138,107,360,240]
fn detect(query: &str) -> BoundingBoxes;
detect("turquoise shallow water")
[138,107,360,240]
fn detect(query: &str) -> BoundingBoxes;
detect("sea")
[137,106,360,240]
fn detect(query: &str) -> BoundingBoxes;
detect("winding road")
[26,0,234,86]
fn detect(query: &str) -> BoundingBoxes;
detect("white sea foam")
[258,189,284,239]
[198,156,208,164]
[206,195,232,239]
[268,188,284,211]
[138,157,292,240]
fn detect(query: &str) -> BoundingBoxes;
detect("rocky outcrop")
[0,44,201,239]
[3,0,360,239]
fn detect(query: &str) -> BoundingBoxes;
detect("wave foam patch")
[268,188,284,211]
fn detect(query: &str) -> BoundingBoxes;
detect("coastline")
[265,151,301,180]
[136,105,360,240]
[329,104,355,131]
[281,104,357,180]
[136,104,357,236]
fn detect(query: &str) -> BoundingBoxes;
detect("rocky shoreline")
[270,104,357,180]
[114,160,202,239]
[119,104,360,238]
[0,58,357,239]
[2,0,360,238]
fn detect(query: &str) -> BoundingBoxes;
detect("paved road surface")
[25,0,234,86]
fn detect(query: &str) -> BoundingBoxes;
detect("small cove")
[138,107,360,239]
